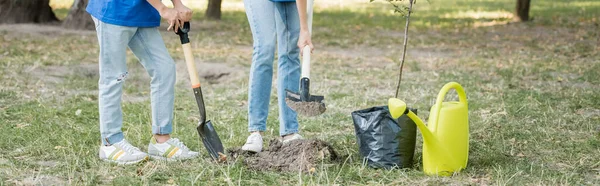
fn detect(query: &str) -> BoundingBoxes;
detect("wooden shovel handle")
[182,43,201,88]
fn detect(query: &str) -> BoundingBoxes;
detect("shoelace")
[115,140,141,154]
[169,138,189,151]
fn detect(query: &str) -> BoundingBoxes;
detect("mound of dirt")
[227,139,339,173]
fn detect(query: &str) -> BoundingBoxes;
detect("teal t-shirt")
[86,0,161,27]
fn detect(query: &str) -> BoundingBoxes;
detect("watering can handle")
[432,82,467,125]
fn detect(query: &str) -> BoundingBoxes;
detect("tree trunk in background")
[0,0,59,24]
[206,0,223,20]
[516,0,531,22]
[62,0,94,30]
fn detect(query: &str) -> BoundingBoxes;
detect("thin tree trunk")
[62,0,94,30]
[205,0,222,20]
[0,0,59,24]
[395,0,414,98]
[516,0,531,22]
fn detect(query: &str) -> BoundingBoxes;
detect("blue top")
[86,0,161,27]
[270,0,296,2]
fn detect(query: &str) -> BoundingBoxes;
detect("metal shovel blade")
[285,89,326,116]
[196,120,226,162]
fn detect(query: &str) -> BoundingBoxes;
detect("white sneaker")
[282,133,303,144]
[241,133,263,152]
[99,139,148,165]
[147,137,199,161]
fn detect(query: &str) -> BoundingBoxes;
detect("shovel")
[176,22,226,162]
[285,0,326,117]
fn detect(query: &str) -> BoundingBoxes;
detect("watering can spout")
[388,98,428,133]
[388,98,436,146]
[388,98,407,119]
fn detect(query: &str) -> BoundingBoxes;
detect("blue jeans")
[92,17,176,145]
[244,0,301,136]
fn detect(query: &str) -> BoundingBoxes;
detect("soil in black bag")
[227,139,340,172]
[351,106,417,169]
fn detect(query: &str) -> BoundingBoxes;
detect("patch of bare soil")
[27,61,241,85]
[21,63,99,101]
[27,63,98,84]
[227,139,340,173]
[320,46,453,70]
[174,61,243,85]
[15,175,66,186]
[0,158,9,166]
[505,72,599,92]
[0,24,96,38]
[35,161,59,168]
[577,108,600,118]
[23,60,242,102]
[3,161,64,185]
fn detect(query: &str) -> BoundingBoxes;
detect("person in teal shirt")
[87,0,198,164]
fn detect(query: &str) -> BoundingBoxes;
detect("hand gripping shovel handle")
[176,22,206,125]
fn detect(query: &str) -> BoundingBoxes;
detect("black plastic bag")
[351,106,417,169]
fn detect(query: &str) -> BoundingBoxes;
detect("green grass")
[1,0,599,185]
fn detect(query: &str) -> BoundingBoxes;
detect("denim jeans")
[244,0,301,136]
[92,17,176,145]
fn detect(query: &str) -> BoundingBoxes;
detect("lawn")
[1,0,599,185]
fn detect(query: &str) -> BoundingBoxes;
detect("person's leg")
[95,17,136,146]
[128,27,199,160]
[242,0,277,152]
[93,17,148,164]
[127,27,175,141]
[244,0,277,133]
[274,2,301,137]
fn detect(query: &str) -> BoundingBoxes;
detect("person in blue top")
[241,0,314,152]
[87,0,198,164]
